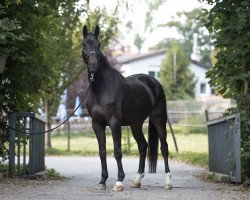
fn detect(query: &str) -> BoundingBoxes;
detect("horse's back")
[126,74,166,101]
[120,74,166,125]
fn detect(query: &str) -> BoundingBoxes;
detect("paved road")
[0,157,249,200]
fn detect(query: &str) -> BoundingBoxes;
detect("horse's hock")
[8,112,46,179]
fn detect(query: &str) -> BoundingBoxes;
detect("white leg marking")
[112,181,124,192]
[131,173,144,188]
[165,172,172,189]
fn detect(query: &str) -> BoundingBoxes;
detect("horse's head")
[82,25,101,77]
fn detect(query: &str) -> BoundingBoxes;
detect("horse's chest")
[86,98,118,122]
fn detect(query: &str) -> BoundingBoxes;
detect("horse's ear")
[94,25,100,38]
[83,25,88,38]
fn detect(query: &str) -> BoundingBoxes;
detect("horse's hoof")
[165,172,172,189]
[165,183,172,190]
[112,181,124,192]
[131,173,144,188]
[131,181,141,188]
[97,184,106,190]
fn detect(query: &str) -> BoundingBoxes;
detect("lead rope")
[4,85,91,135]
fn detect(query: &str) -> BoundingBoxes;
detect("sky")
[83,0,209,52]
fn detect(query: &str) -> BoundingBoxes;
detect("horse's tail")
[147,120,159,173]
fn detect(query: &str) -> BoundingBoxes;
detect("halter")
[87,51,96,61]
[85,51,100,83]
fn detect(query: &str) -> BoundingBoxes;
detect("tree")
[41,0,85,148]
[0,0,122,151]
[134,33,145,52]
[159,8,213,65]
[42,2,121,148]
[124,0,165,52]
[200,0,250,183]
[160,40,196,100]
[0,1,58,113]
[0,0,65,161]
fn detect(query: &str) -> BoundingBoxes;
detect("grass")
[0,164,64,180]
[169,151,208,166]
[47,168,65,180]
[47,125,209,166]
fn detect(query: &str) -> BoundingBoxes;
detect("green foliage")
[0,5,26,56]
[154,8,212,100]
[0,0,123,152]
[157,8,213,66]
[0,1,58,112]
[149,38,177,51]
[133,33,145,52]
[200,0,250,183]
[159,41,196,100]
[198,172,217,182]
[84,4,119,49]
[144,0,165,32]
[47,168,64,180]
[126,0,165,52]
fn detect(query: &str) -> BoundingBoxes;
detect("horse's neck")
[89,54,119,93]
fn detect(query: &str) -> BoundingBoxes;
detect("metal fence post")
[67,118,70,151]
[206,112,241,183]
[29,116,34,176]
[8,112,16,176]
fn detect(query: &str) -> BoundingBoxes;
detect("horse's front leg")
[92,121,108,190]
[109,118,125,191]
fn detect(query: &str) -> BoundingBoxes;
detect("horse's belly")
[121,103,152,125]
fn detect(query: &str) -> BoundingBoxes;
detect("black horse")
[82,25,172,191]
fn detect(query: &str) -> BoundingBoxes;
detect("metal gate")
[8,112,45,177]
[206,112,241,183]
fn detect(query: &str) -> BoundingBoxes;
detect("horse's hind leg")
[150,114,172,189]
[92,121,108,190]
[130,122,148,188]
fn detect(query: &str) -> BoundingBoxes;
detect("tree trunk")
[45,98,52,149]
[244,80,248,94]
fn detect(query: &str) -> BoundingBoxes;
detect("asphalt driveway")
[0,157,249,200]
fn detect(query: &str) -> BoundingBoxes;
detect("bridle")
[83,50,101,83]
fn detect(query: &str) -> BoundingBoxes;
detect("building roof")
[190,59,210,70]
[116,50,210,70]
[116,49,166,64]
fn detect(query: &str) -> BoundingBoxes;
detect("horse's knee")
[160,140,169,152]
[160,143,168,151]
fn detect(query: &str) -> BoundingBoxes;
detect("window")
[148,71,155,78]
[158,71,160,78]
[200,83,206,94]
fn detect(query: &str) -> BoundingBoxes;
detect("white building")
[117,50,214,99]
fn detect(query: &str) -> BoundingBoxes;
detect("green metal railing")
[8,112,45,177]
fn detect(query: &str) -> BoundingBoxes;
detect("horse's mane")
[101,53,125,82]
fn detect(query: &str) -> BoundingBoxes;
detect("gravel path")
[0,156,249,200]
